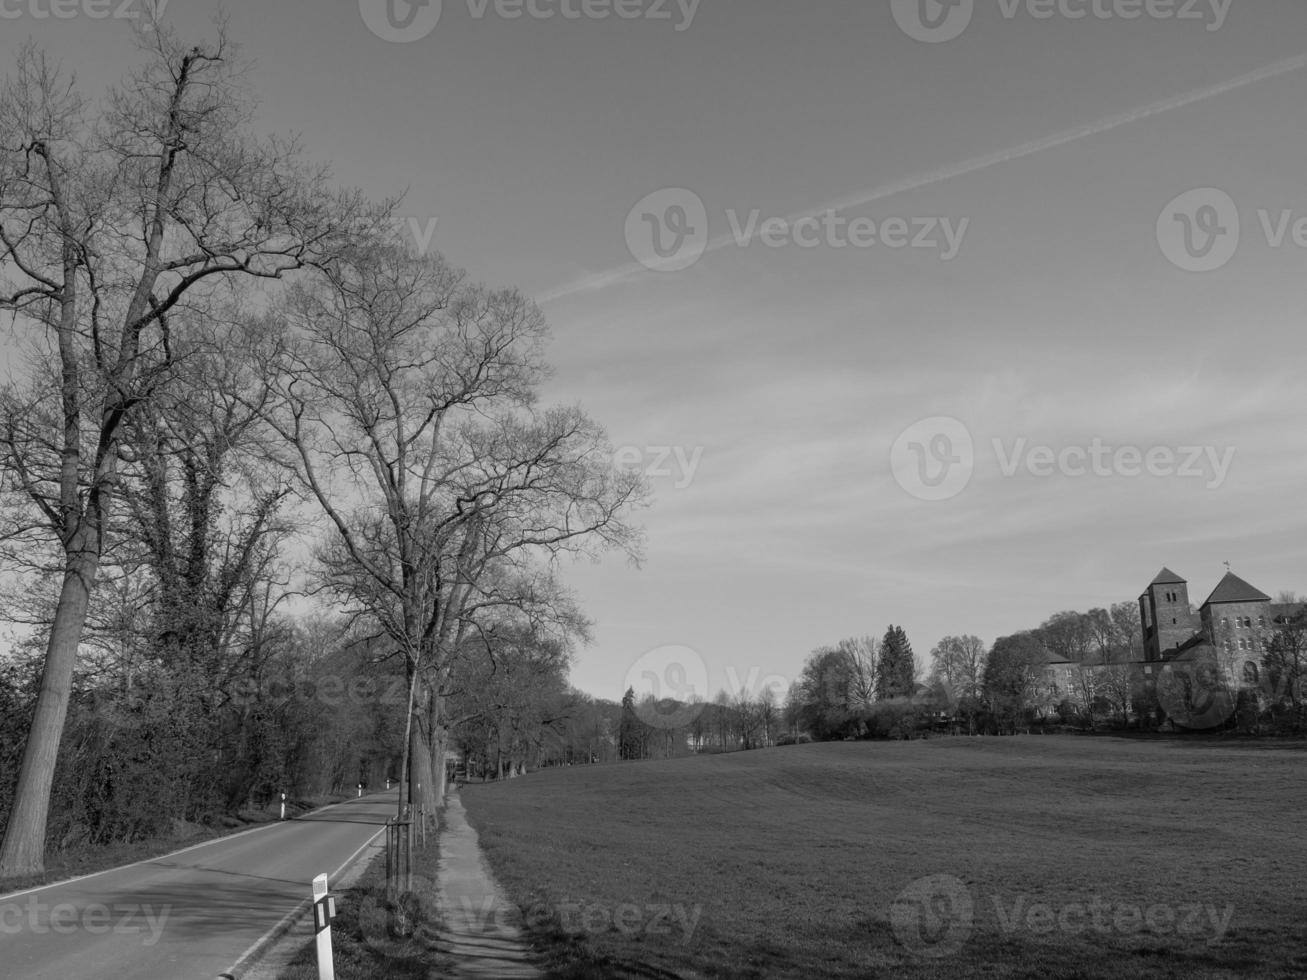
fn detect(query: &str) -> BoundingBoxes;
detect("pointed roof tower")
[1150,567,1186,586]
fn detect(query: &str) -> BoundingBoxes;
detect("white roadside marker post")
[312,873,337,980]
[357,783,362,798]
[280,792,286,821]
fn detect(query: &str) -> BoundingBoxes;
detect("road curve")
[0,792,398,980]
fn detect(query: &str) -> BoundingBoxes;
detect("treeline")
[616,685,784,760]
[786,608,1143,739]
[787,599,1307,739]
[0,23,645,877]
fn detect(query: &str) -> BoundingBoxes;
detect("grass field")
[461,736,1307,979]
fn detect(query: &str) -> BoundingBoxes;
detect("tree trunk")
[0,553,97,877]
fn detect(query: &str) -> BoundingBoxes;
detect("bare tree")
[265,240,646,822]
[0,21,368,875]
[928,634,986,732]
[838,635,877,711]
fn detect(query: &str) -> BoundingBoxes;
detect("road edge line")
[211,823,388,980]
[0,793,392,902]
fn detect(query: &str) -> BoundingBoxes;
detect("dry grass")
[461,735,1307,979]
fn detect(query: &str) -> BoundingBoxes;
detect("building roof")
[1150,567,1186,586]
[1201,572,1271,607]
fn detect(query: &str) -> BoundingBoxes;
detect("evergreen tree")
[875,626,917,700]
[618,687,645,760]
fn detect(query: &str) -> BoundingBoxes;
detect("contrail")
[538,51,1307,304]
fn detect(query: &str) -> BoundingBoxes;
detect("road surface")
[0,792,397,980]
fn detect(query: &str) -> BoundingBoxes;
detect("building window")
[1239,638,1248,651]
[1221,617,1229,628]
[1243,662,1259,685]
[1258,616,1266,627]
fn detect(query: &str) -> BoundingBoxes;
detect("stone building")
[1139,566,1284,687]
[1137,567,1303,727]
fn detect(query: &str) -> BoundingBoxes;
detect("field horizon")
[462,735,1307,979]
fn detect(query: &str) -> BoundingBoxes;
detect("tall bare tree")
[0,21,368,875]
[266,240,646,822]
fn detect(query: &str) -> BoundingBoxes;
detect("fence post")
[384,818,394,902]
[280,792,286,821]
[312,873,337,980]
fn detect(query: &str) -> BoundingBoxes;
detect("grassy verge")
[462,736,1307,980]
[0,793,353,896]
[276,821,447,980]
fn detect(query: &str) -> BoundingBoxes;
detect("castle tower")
[1199,571,1273,685]
[1139,567,1197,661]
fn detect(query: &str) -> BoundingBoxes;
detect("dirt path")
[433,789,543,979]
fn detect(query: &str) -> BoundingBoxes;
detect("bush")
[864,701,922,740]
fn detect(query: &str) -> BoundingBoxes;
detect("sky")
[2,0,1306,705]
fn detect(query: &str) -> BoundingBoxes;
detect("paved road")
[0,792,397,980]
